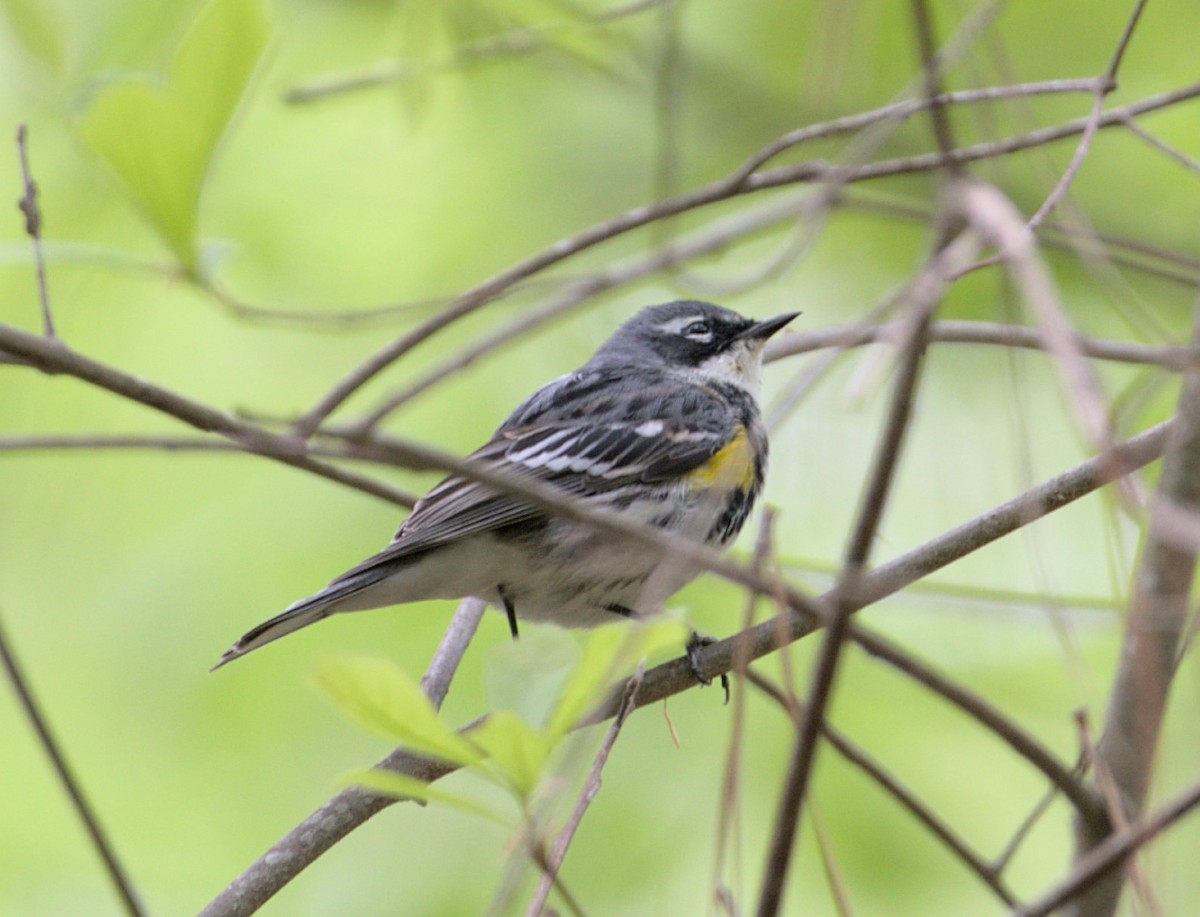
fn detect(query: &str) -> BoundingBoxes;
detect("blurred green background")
[2,0,1199,914]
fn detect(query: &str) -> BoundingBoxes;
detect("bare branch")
[1026,0,1148,229]
[766,319,1197,371]
[1018,779,1200,917]
[0,324,419,509]
[526,663,643,916]
[1069,297,1200,916]
[289,80,1200,437]
[14,124,55,337]
[1120,114,1200,176]
[755,212,974,916]
[0,606,145,916]
[201,599,485,917]
[745,669,1017,906]
[201,418,1168,911]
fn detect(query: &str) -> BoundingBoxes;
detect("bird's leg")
[498,585,519,641]
[606,606,729,703]
[686,631,730,704]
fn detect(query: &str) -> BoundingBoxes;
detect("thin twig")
[809,802,855,917]
[712,510,778,907]
[993,784,1064,875]
[910,0,959,169]
[289,79,1200,437]
[765,319,1197,371]
[1119,114,1200,176]
[1016,779,1200,917]
[526,663,644,916]
[352,195,812,432]
[961,180,1115,457]
[755,217,972,917]
[0,323,420,509]
[15,124,55,337]
[0,607,144,916]
[201,599,485,917]
[1026,0,1147,229]
[203,418,1167,911]
[744,669,1017,906]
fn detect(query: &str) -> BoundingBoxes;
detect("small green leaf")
[312,655,483,768]
[470,710,552,799]
[3,0,67,74]
[77,0,269,269]
[340,769,507,825]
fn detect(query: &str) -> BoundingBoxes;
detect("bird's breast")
[686,425,759,492]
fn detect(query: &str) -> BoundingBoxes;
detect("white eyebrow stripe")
[657,315,708,334]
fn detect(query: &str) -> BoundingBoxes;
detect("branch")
[0,606,144,915]
[1026,0,1147,229]
[526,663,643,915]
[0,323,418,509]
[205,419,1169,912]
[755,187,973,916]
[766,320,1196,371]
[744,669,1016,906]
[289,79,1200,436]
[1019,779,1200,917]
[200,599,485,917]
[1068,300,1200,915]
[15,124,55,338]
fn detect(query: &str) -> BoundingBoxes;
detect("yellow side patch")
[688,426,757,491]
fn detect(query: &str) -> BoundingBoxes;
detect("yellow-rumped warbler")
[215,301,795,673]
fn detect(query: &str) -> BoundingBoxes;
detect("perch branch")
[199,599,485,917]
[202,415,1169,914]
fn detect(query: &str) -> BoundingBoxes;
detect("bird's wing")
[330,368,737,582]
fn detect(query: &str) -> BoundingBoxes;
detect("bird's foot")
[685,631,730,705]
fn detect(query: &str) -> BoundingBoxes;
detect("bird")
[214,301,796,678]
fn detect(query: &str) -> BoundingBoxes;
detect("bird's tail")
[212,579,367,671]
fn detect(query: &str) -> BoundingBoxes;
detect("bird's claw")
[686,632,730,705]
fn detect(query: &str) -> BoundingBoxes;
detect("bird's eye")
[683,320,712,339]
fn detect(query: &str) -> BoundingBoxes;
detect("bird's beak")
[743,311,800,341]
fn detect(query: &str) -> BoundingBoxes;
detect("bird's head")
[592,300,798,392]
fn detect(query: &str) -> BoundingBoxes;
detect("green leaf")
[470,710,552,799]
[3,0,67,74]
[312,655,483,768]
[546,619,687,738]
[340,769,508,825]
[77,0,269,270]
